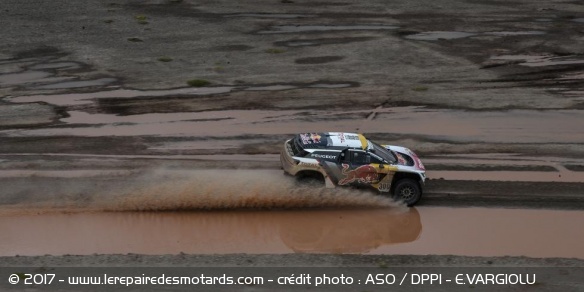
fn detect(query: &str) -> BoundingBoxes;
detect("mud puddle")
[0,207,581,258]
[1,154,582,182]
[7,83,354,106]
[424,153,584,182]
[3,107,583,145]
[0,168,397,212]
[427,170,582,182]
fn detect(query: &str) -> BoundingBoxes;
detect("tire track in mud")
[0,169,400,215]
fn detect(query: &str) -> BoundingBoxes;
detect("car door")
[367,151,397,192]
[337,150,379,186]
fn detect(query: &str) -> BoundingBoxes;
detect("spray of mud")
[101,169,399,211]
[0,168,400,215]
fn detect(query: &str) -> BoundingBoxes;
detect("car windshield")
[368,140,397,164]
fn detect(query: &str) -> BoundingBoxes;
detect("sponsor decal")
[378,182,391,192]
[338,163,378,185]
[300,133,322,145]
[311,153,337,159]
[338,133,345,143]
[416,157,425,170]
[345,134,360,140]
[299,162,319,168]
[396,152,408,166]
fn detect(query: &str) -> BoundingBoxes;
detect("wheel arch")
[295,170,325,180]
[391,172,423,193]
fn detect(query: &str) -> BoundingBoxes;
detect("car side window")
[351,151,370,164]
[369,153,384,164]
[340,150,350,163]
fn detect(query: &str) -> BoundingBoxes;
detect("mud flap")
[324,176,335,188]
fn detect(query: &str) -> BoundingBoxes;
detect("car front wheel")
[392,179,421,206]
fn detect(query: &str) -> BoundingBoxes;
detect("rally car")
[280,132,426,206]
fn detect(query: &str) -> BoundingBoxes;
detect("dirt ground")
[1,0,584,290]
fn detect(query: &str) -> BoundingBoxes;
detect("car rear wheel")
[392,179,421,206]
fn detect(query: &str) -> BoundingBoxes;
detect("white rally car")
[280,132,426,206]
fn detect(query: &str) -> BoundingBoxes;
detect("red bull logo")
[338,164,378,185]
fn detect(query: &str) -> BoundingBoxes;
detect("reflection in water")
[0,208,420,256]
[279,209,420,253]
[1,207,582,259]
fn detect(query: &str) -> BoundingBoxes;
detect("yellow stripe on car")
[358,134,368,150]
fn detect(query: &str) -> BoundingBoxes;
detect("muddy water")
[3,107,583,144]
[0,207,582,258]
[2,154,582,183]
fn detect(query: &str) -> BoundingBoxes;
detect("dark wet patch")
[274,36,377,47]
[211,45,254,52]
[492,66,582,82]
[258,24,398,34]
[294,56,344,64]
[14,46,65,59]
[122,2,219,20]
[33,78,117,90]
[465,0,528,7]
[426,164,558,172]
[395,30,421,37]
[405,31,545,41]
[568,102,584,109]
[223,13,315,19]
[425,180,584,209]
[300,2,352,6]
[0,103,58,129]
[91,81,359,116]
[28,62,82,71]
[485,63,584,96]
[379,100,470,111]
[0,52,119,92]
[180,117,234,122]
[405,31,477,41]
[0,136,149,155]
[564,165,584,171]
[487,31,546,36]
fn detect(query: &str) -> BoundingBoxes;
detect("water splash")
[103,169,398,211]
[0,168,399,215]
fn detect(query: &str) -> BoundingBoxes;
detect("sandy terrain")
[1,0,584,290]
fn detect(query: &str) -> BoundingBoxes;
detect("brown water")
[0,207,581,258]
[1,154,582,183]
[3,108,583,144]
